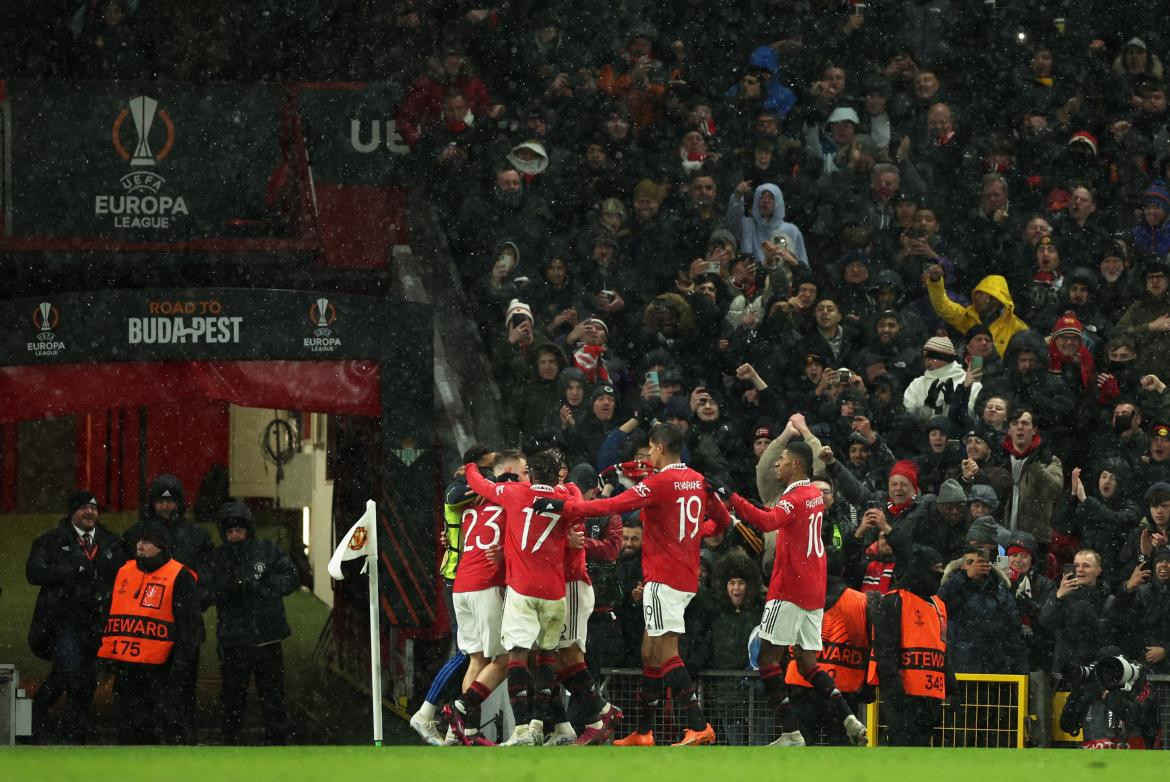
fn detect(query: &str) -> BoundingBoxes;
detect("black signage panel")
[297,82,410,186]
[8,81,285,240]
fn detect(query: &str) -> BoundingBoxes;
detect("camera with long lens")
[1096,655,1142,692]
[1062,655,1141,691]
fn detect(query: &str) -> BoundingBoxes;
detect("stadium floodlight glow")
[302,506,311,554]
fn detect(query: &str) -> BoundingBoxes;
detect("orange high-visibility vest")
[866,589,948,699]
[98,558,184,665]
[785,588,869,692]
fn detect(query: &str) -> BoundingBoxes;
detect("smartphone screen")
[971,355,983,371]
[646,371,660,388]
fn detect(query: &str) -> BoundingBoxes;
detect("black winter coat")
[26,518,126,658]
[1039,581,1114,673]
[204,538,299,647]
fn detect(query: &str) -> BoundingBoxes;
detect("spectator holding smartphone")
[1039,549,1114,679]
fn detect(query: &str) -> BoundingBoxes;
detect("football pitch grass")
[1,745,1165,782]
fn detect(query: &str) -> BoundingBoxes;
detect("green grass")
[0,745,1163,782]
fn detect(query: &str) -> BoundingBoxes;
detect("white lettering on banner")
[26,341,66,357]
[127,317,243,345]
[349,119,409,155]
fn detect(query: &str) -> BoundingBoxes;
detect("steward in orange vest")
[872,537,958,746]
[100,521,201,745]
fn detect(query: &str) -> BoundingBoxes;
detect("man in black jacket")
[1040,548,1114,677]
[25,490,125,743]
[204,501,299,745]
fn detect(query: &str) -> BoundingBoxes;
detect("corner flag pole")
[365,499,383,747]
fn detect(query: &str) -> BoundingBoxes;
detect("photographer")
[1059,647,1157,749]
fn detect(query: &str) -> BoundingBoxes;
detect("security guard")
[99,520,201,745]
[785,548,871,745]
[871,540,958,746]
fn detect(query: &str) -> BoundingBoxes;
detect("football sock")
[533,653,558,725]
[807,665,854,721]
[560,662,604,721]
[507,661,532,725]
[637,666,664,733]
[761,663,799,734]
[661,656,706,732]
[461,680,491,729]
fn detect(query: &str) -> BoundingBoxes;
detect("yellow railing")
[865,674,1029,747]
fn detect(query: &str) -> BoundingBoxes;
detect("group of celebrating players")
[414,421,868,747]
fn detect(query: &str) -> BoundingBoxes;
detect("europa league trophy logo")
[129,96,159,168]
[38,302,53,331]
[316,298,331,328]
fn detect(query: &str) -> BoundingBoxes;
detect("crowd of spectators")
[393,3,1170,743]
[13,0,1170,746]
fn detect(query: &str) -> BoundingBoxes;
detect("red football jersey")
[563,520,589,584]
[731,479,827,610]
[451,496,506,593]
[562,464,729,593]
[465,464,579,600]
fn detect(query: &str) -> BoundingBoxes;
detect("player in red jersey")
[442,449,525,745]
[534,423,730,746]
[465,449,578,747]
[708,440,868,746]
[553,482,624,746]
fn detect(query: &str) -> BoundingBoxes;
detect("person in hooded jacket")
[122,475,213,581]
[1054,461,1140,590]
[984,329,1077,457]
[726,181,809,267]
[26,490,125,743]
[204,501,299,745]
[866,270,928,349]
[924,266,1029,358]
[100,521,201,745]
[1058,266,1109,353]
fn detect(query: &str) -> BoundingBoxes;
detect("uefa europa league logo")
[129,96,159,168]
[34,301,57,335]
[316,298,331,328]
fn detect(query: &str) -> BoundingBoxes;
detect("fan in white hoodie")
[903,336,981,421]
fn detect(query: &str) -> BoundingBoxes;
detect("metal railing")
[864,674,1028,747]
[600,668,1031,747]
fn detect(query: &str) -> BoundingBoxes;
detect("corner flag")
[328,501,376,580]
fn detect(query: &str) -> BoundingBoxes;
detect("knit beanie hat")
[936,479,967,504]
[1050,312,1084,340]
[968,483,1000,511]
[1144,179,1170,210]
[68,490,99,516]
[889,460,920,493]
[138,520,172,550]
[1006,531,1037,557]
[923,335,956,361]
[966,516,999,546]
